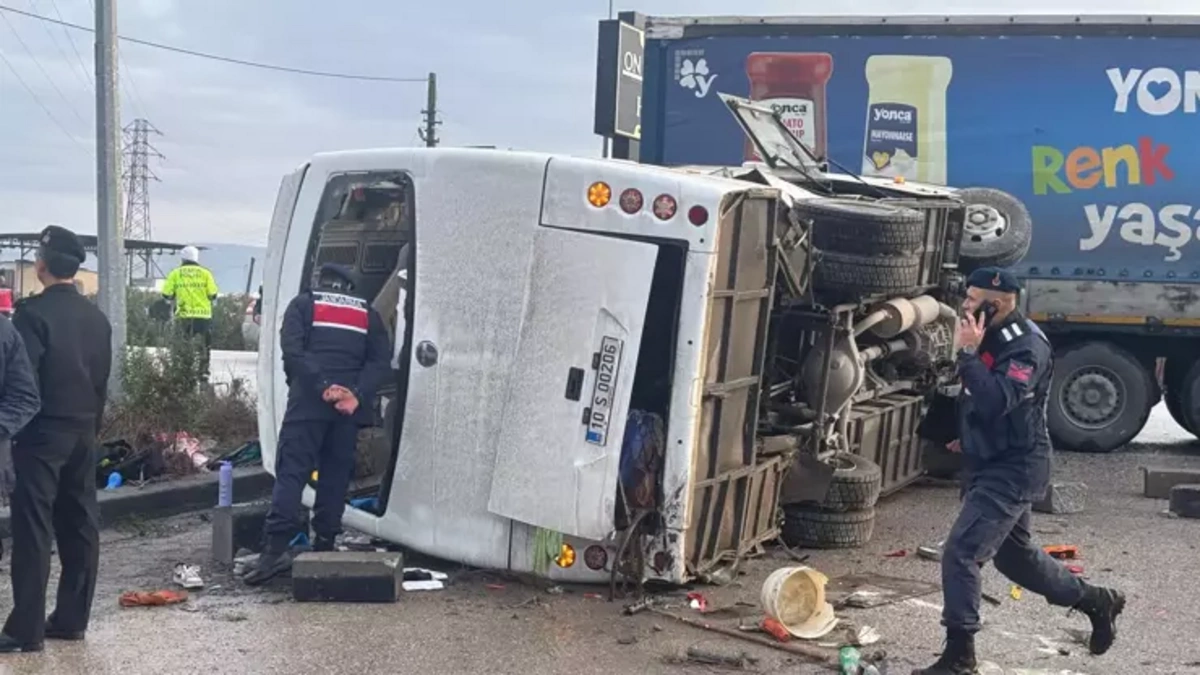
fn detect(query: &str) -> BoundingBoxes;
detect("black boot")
[1074,585,1125,655]
[912,630,977,675]
[242,538,294,586]
[0,633,42,653]
[313,535,336,553]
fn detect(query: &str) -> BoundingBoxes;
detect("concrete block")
[1033,482,1087,515]
[1169,484,1200,519]
[1142,467,1200,499]
[292,551,404,603]
[231,501,309,553]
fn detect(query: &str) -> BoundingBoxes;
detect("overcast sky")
[0,0,1193,246]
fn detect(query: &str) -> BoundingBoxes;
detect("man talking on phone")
[914,267,1124,675]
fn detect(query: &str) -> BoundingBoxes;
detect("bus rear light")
[652,194,677,220]
[618,188,644,214]
[554,543,577,568]
[688,205,709,226]
[587,182,612,208]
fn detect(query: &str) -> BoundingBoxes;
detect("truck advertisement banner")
[646,35,1199,279]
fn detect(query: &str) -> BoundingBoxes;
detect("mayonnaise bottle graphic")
[861,55,953,184]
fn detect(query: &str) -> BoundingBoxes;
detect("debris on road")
[982,592,1003,606]
[884,549,907,558]
[1010,585,1023,600]
[917,543,943,561]
[173,562,205,590]
[826,572,940,609]
[1141,466,1200,499]
[761,566,838,639]
[119,589,189,608]
[760,617,791,642]
[402,567,448,591]
[1168,484,1200,519]
[687,591,709,612]
[1043,545,1079,560]
[1066,564,1085,576]
[1033,481,1088,514]
[684,644,758,669]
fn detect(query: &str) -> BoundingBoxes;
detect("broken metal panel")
[845,392,928,496]
[687,194,783,576]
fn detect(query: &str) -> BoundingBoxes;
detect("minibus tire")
[819,453,882,512]
[781,506,876,549]
[813,252,921,297]
[798,198,925,256]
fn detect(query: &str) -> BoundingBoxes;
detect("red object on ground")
[119,590,189,607]
[583,593,604,600]
[686,592,709,612]
[0,289,12,316]
[885,549,908,558]
[484,583,506,591]
[1044,545,1079,560]
[1066,564,1085,576]
[760,617,792,642]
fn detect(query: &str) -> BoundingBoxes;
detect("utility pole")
[96,0,125,395]
[417,72,440,148]
[122,118,163,281]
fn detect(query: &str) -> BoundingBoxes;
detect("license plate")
[585,336,624,446]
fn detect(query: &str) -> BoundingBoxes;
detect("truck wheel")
[781,506,875,549]
[813,252,921,297]
[818,453,882,512]
[1164,358,1195,435]
[797,198,925,255]
[955,188,1032,271]
[1048,342,1154,453]
[1175,360,1200,437]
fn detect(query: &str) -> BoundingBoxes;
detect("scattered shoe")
[0,633,42,653]
[173,563,205,590]
[912,629,977,675]
[1074,584,1125,655]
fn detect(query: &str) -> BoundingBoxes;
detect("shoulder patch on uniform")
[1005,360,1034,383]
[311,292,368,334]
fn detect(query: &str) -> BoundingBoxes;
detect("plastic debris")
[120,589,189,608]
[1044,544,1079,560]
[855,624,882,646]
[583,592,604,600]
[761,617,792,642]
[884,549,907,558]
[687,591,709,612]
[839,646,862,674]
[1010,585,1023,600]
[917,544,943,561]
[402,580,444,591]
[1066,564,1085,576]
[105,472,123,490]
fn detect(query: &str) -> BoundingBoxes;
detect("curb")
[0,466,274,538]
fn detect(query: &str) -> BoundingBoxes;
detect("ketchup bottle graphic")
[745,53,834,161]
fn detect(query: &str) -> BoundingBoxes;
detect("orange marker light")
[554,543,577,568]
[587,182,612,208]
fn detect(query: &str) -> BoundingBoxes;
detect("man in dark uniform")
[0,301,44,562]
[244,263,390,585]
[914,267,1124,674]
[0,226,112,653]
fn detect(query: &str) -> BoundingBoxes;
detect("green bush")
[102,326,258,453]
[126,288,249,351]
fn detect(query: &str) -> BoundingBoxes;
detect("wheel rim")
[963,204,1009,244]
[1059,365,1126,430]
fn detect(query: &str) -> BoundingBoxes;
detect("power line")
[0,9,89,126]
[28,0,90,92]
[0,4,430,82]
[0,44,85,148]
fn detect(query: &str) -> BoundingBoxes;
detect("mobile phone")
[974,301,998,326]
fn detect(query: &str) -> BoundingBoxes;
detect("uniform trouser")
[179,318,212,381]
[3,427,99,644]
[262,417,358,550]
[942,485,1085,633]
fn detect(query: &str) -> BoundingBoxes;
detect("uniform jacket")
[280,288,391,424]
[13,284,113,436]
[162,261,219,319]
[0,316,39,441]
[956,312,1053,502]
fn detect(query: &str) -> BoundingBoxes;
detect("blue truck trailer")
[616,14,1200,453]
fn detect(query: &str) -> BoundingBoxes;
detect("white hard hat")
[181,246,200,263]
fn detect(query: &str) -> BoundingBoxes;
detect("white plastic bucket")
[760,565,839,639]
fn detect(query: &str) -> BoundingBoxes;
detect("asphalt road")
[0,404,1196,675]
